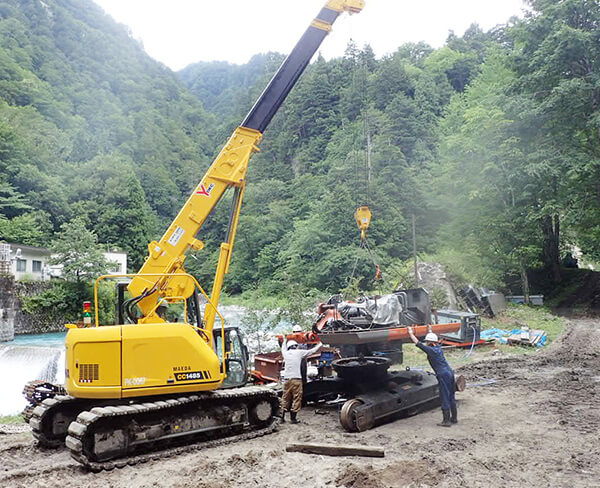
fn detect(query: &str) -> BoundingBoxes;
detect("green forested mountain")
[0,0,215,268]
[1,0,599,300]
[178,53,286,121]
[177,30,500,294]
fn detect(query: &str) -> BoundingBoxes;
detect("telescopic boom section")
[128,0,365,328]
[242,0,365,132]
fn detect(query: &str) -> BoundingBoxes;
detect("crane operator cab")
[64,274,249,400]
[213,327,249,388]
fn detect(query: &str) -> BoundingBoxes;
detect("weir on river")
[0,333,65,415]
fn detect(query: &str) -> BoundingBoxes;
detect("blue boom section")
[241,7,341,133]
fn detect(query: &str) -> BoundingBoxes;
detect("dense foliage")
[0,0,214,267]
[435,0,600,293]
[179,36,495,295]
[1,0,599,301]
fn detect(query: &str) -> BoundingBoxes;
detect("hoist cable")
[363,111,371,207]
[348,250,361,284]
[348,40,361,211]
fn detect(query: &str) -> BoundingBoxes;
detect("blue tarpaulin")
[480,328,546,346]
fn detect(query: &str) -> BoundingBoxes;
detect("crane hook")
[354,205,371,240]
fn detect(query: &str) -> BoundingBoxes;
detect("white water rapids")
[0,340,65,415]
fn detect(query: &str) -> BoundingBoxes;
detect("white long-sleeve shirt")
[281,338,322,380]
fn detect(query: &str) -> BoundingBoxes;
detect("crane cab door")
[213,327,249,389]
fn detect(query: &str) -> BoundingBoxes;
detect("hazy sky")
[93,0,528,71]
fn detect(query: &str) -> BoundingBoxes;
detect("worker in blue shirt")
[408,327,457,427]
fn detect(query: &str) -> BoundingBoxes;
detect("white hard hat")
[287,340,298,349]
[425,332,439,343]
[292,325,302,333]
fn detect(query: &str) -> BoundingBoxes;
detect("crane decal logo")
[196,183,214,197]
[174,370,212,381]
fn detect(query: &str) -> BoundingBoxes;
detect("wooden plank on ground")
[507,329,546,347]
[286,443,385,458]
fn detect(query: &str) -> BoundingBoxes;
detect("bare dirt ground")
[1,318,599,488]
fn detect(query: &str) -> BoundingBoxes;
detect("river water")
[0,306,286,415]
[0,332,66,415]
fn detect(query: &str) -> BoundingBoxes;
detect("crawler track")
[65,386,279,471]
[22,380,67,423]
[30,395,97,448]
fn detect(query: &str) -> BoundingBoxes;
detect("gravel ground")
[1,318,598,488]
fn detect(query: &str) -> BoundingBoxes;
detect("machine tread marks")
[65,386,280,471]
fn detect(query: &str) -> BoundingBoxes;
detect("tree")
[0,180,30,217]
[241,308,274,354]
[510,0,600,276]
[67,155,158,270]
[435,50,543,295]
[50,217,112,283]
[0,210,52,246]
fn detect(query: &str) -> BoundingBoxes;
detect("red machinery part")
[387,323,460,341]
[276,331,319,345]
[316,322,461,346]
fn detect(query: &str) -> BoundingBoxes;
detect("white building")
[0,242,127,281]
[103,250,128,275]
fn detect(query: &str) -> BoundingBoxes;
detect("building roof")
[2,242,127,256]
[3,242,51,254]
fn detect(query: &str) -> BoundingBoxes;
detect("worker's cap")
[287,340,299,349]
[424,332,439,343]
[292,325,302,333]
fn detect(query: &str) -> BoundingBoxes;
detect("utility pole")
[412,214,419,286]
[366,129,372,187]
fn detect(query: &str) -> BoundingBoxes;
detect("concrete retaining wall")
[0,275,17,341]
[0,277,67,340]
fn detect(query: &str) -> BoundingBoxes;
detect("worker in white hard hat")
[292,325,302,333]
[280,335,322,424]
[407,327,457,427]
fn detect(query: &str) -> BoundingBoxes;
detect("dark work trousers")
[437,368,456,410]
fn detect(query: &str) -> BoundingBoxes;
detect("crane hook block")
[355,205,371,240]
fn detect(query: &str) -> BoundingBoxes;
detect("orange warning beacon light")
[354,205,371,240]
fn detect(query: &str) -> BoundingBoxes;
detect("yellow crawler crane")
[28,0,365,470]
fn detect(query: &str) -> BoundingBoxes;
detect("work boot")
[290,411,300,424]
[438,409,452,427]
[450,406,458,424]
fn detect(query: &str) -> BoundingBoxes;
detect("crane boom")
[128,0,365,330]
[29,3,366,468]
[243,1,364,132]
